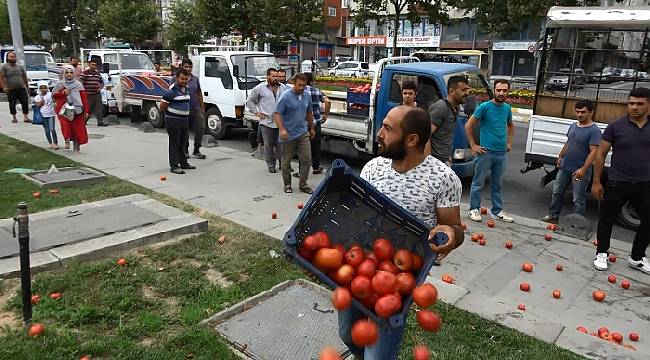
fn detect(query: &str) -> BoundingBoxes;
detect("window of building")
[328,6,336,17]
[341,0,350,8]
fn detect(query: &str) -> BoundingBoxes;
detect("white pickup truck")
[108,50,280,138]
[522,6,645,229]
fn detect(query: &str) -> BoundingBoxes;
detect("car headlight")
[453,148,475,161]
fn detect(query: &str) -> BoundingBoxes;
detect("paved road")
[111,115,636,244]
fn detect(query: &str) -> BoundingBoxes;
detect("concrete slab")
[455,292,565,343]
[423,275,469,305]
[22,166,106,188]
[205,279,347,360]
[0,195,207,278]
[0,251,60,279]
[0,202,165,255]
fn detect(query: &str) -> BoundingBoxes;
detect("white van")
[1,47,55,94]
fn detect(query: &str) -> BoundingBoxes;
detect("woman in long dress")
[53,65,89,152]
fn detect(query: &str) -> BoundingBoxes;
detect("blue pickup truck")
[318,57,493,179]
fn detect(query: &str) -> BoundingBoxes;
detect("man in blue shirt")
[465,79,515,223]
[592,87,650,273]
[160,69,195,174]
[273,73,316,194]
[178,58,206,159]
[541,99,601,224]
[303,72,330,175]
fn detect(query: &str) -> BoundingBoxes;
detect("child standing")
[34,81,59,149]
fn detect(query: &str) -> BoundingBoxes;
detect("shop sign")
[345,36,387,46]
[386,35,441,48]
[492,41,536,51]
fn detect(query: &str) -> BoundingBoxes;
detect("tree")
[351,0,449,55]
[445,0,601,38]
[99,0,161,48]
[269,0,325,42]
[0,0,50,45]
[195,0,238,39]
[75,0,104,46]
[166,0,205,55]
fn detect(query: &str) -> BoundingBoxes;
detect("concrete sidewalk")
[1,106,647,359]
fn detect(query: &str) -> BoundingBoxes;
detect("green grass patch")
[0,134,584,359]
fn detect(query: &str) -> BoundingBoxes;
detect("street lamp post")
[6,0,25,65]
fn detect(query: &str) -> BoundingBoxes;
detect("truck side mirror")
[102,63,110,73]
[232,65,239,79]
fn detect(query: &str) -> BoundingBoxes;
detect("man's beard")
[7,59,16,64]
[378,138,407,160]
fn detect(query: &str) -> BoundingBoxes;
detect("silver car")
[548,68,586,90]
[328,61,370,77]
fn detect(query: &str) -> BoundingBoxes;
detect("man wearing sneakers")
[540,99,601,224]
[466,79,515,223]
[592,87,650,273]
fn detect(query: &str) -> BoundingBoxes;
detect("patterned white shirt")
[360,156,462,228]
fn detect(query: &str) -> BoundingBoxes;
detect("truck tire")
[144,102,164,128]
[618,201,640,230]
[205,107,230,140]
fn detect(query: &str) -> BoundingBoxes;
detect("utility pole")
[7,0,26,66]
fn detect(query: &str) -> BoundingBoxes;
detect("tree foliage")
[98,0,161,48]
[195,0,324,43]
[166,0,205,55]
[351,0,449,54]
[445,0,601,37]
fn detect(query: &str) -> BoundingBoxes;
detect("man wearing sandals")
[273,73,316,194]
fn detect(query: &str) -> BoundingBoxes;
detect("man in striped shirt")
[159,69,195,174]
[80,59,106,126]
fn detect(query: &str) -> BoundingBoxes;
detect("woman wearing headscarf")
[53,64,89,152]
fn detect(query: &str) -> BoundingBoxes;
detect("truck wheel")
[618,201,640,230]
[205,107,229,140]
[145,102,164,128]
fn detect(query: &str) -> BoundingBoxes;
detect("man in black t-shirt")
[427,76,469,163]
[592,87,650,273]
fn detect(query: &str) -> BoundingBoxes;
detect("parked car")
[328,61,370,77]
[547,68,586,90]
[587,66,615,83]
[637,71,649,81]
[618,68,636,81]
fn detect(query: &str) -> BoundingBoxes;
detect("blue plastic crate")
[347,105,369,117]
[283,159,436,329]
[347,90,371,106]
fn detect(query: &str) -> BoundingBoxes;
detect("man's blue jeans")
[548,167,591,218]
[469,150,507,215]
[338,307,405,360]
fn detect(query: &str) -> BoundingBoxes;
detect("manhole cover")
[205,279,347,359]
[88,133,106,139]
[22,167,107,188]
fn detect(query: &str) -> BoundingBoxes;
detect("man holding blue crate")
[338,105,465,359]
